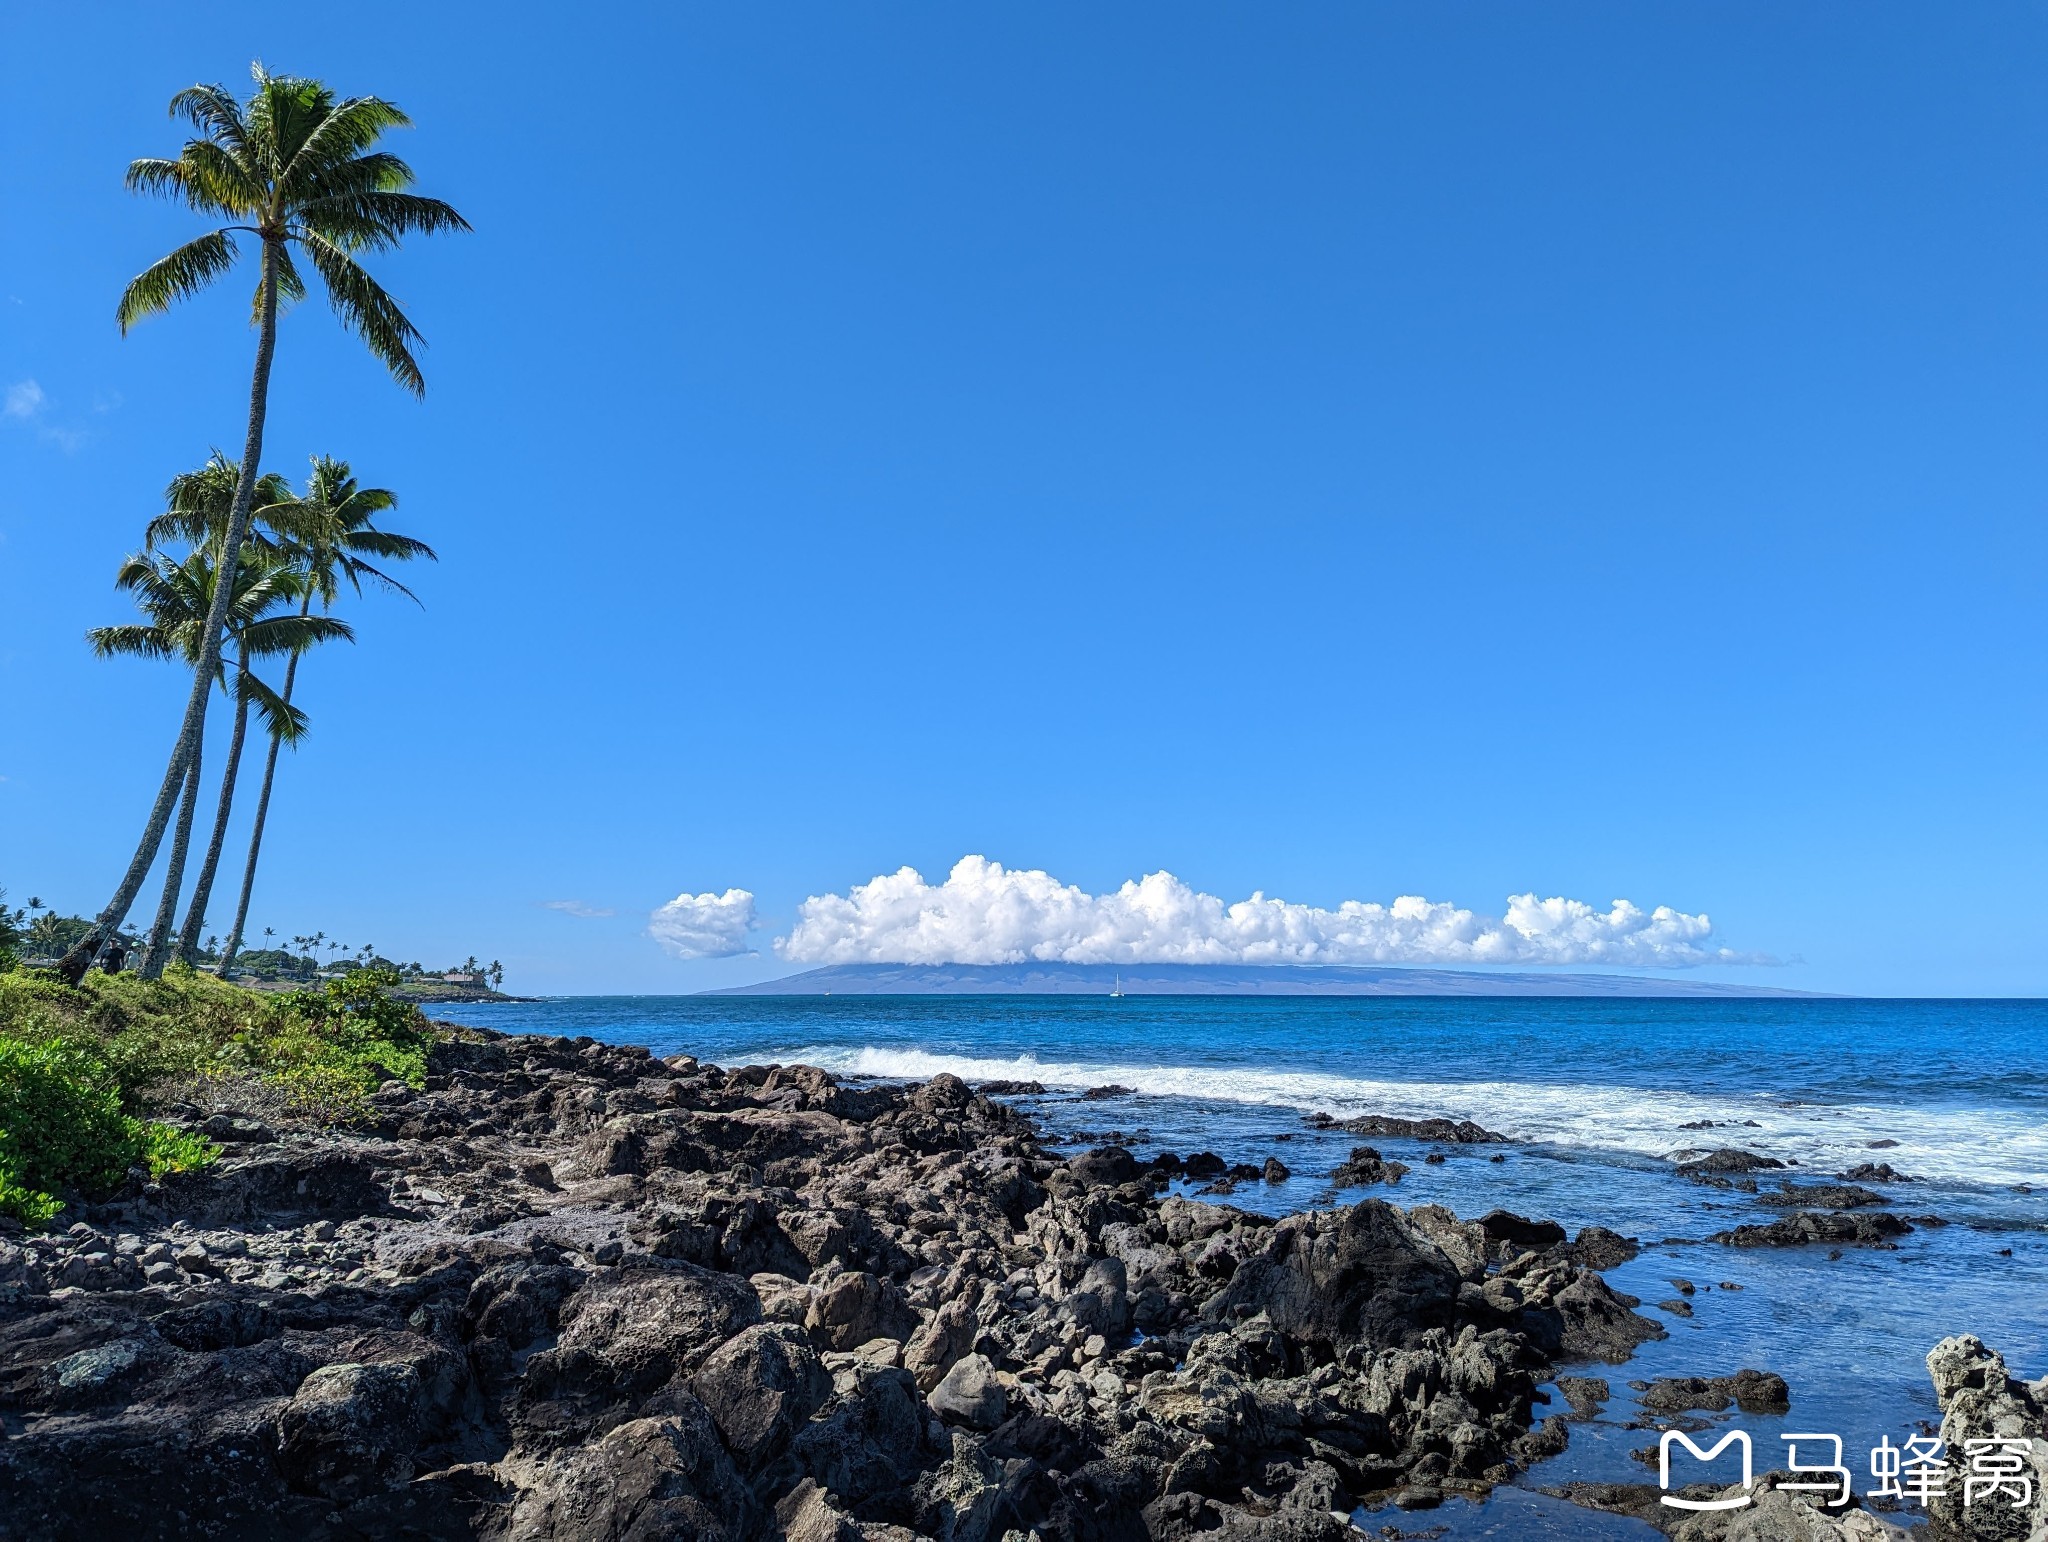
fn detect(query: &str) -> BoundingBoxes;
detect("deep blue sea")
[431,994,2048,1537]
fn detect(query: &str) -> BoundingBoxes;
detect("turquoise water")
[433,994,2048,1537]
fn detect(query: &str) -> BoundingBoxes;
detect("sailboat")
[1109,975,1124,998]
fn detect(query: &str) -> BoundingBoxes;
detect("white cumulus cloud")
[648,888,759,959]
[774,856,1773,969]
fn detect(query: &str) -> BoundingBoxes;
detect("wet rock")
[1477,1209,1567,1253]
[1712,1211,1912,1248]
[1569,1226,1640,1269]
[1322,1112,1509,1143]
[1840,1162,1917,1183]
[1553,1270,1668,1362]
[1555,1375,1608,1415]
[1757,1184,1890,1210]
[1676,1148,1788,1176]
[1068,1144,1141,1188]
[1640,1369,1791,1415]
[1329,1146,1409,1187]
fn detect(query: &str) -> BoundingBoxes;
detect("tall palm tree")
[133,453,293,970]
[217,457,432,975]
[90,545,351,974]
[59,64,466,985]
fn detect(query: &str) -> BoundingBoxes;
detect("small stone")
[175,1244,214,1275]
[1082,1334,1106,1361]
[309,1221,337,1243]
[144,1261,178,1286]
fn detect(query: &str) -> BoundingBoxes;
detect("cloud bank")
[775,856,1772,969]
[649,888,758,959]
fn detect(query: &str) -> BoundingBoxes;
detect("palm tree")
[59,64,466,985]
[89,544,351,974]
[217,456,433,974]
[138,453,295,969]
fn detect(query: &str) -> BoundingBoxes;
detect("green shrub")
[278,968,431,1090]
[0,1030,216,1228]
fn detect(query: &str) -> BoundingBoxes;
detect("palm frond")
[298,191,469,253]
[242,613,354,656]
[279,98,413,193]
[344,529,436,562]
[168,83,248,150]
[87,623,175,661]
[296,230,425,393]
[117,230,239,332]
[173,140,265,215]
[272,244,308,315]
[237,669,310,743]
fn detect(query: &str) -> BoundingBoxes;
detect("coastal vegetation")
[57,64,467,985]
[0,965,433,1227]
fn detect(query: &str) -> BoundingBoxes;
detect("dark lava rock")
[1334,1113,1508,1144]
[277,1360,425,1501]
[198,1113,278,1144]
[1756,1183,1890,1210]
[1840,1161,1917,1183]
[1711,1210,1913,1248]
[1675,1148,1787,1177]
[1082,1084,1136,1100]
[1203,1200,1459,1349]
[976,1079,1046,1096]
[690,1322,831,1466]
[1067,1144,1140,1188]
[1477,1209,1567,1252]
[1640,1368,1791,1414]
[1568,1227,1639,1270]
[1555,1375,1609,1415]
[1329,1145,1410,1187]
[1262,1157,1291,1183]
[0,1026,1693,1541]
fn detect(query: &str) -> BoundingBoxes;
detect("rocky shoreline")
[0,1026,2039,1540]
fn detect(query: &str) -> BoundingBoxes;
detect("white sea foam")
[780,1044,2048,1189]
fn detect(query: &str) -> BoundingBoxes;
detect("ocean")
[429,993,2048,1537]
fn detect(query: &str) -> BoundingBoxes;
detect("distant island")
[710,961,1817,997]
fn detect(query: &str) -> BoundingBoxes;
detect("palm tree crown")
[117,64,469,393]
[89,545,349,739]
[274,455,436,604]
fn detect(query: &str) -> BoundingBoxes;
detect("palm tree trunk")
[175,642,253,965]
[218,630,302,976]
[139,719,205,977]
[58,241,283,985]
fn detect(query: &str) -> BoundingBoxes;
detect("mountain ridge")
[707,961,1818,998]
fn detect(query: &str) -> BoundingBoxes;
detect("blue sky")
[3,4,2044,995]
